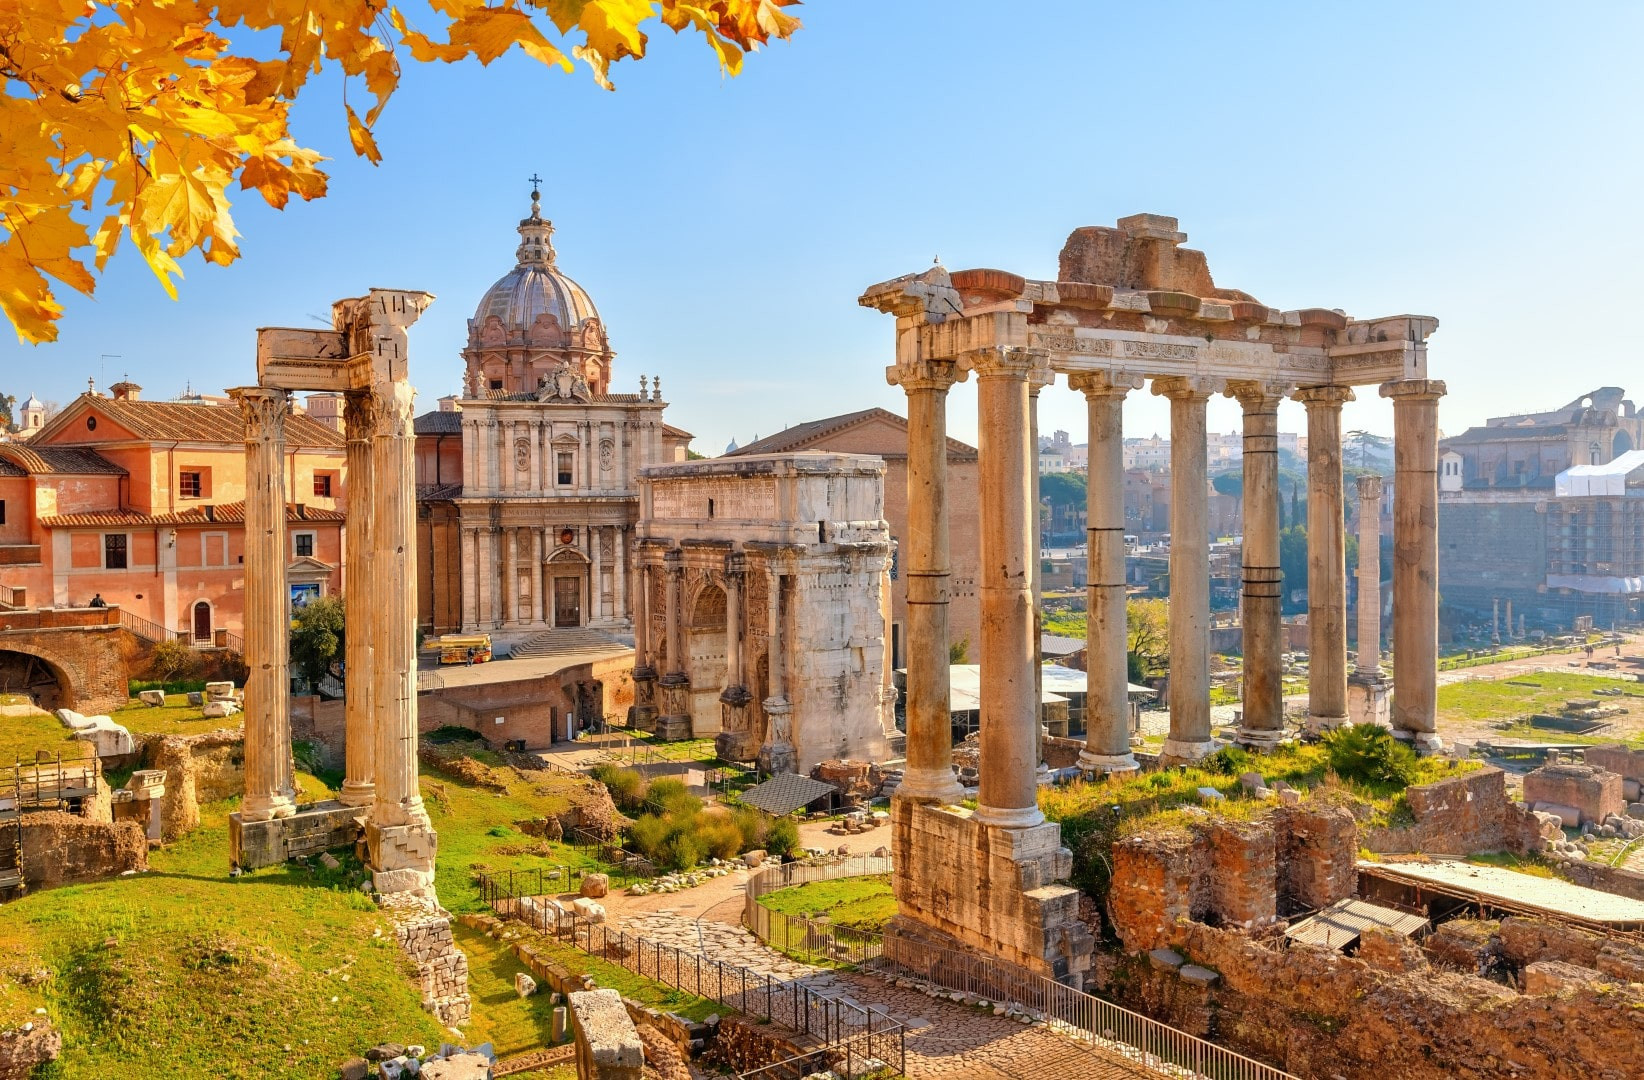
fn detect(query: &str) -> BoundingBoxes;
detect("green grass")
[759,875,896,932]
[0,707,80,765]
[452,923,564,1059]
[1437,671,1644,725]
[497,926,725,1023]
[0,694,248,767]
[1466,851,1558,878]
[0,776,447,1079]
[111,695,245,738]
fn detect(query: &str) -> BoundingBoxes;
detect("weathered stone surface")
[201,699,240,719]
[1523,763,1625,826]
[204,681,236,701]
[20,811,146,887]
[515,972,536,998]
[338,1057,368,1080]
[378,893,471,1027]
[1178,963,1219,986]
[1148,948,1185,971]
[579,873,608,898]
[569,988,643,1080]
[1522,959,1613,995]
[1208,820,1275,927]
[137,689,167,707]
[55,708,136,757]
[1423,918,1501,975]
[1274,804,1357,912]
[418,1053,490,1080]
[1584,744,1644,784]
[1363,767,1541,855]
[0,1018,61,1079]
[1110,827,1203,952]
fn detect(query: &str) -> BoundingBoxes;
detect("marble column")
[1381,379,1447,752]
[716,558,755,762]
[964,346,1044,830]
[531,529,544,625]
[1071,372,1142,773]
[1029,366,1052,747]
[1355,475,1385,673]
[614,528,627,624]
[459,526,477,632]
[657,552,691,739]
[757,561,796,774]
[1153,376,1217,762]
[632,557,658,731]
[591,525,605,622]
[884,359,966,804]
[339,390,376,808]
[366,379,438,894]
[1229,382,1288,748]
[1296,386,1353,732]
[232,386,296,822]
[503,526,517,624]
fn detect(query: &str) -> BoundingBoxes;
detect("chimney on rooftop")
[109,381,142,401]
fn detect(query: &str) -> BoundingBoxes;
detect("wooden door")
[553,576,581,628]
[192,601,212,643]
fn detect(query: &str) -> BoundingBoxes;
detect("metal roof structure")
[1285,897,1428,951]
[1362,859,1644,930]
[738,773,838,817]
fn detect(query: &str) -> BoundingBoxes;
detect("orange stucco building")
[0,383,346,642]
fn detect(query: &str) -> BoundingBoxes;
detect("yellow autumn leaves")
[0,0,802,344]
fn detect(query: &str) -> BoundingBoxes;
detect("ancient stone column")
[631,556,658,732]
[657,552,691,739]
[233,386,296,822]
[1153,376,1217,762]
[1029,366,1052,745]
[1296,386,1353,732]
[757,561,796,775]
[1355,475,1384,674]
[1348,473,1391,728]
[339,390,376,808]
[716,556,755,762]
[1492,597,1501,646]
[1229,382,1288,748]
[963,347,1044,830]
[367,379,438,894]
[1381,379,1447,752]
[459,527,477,632]
[1071,372,1142,773]
[884,359,966,804]
[591,525,604,622]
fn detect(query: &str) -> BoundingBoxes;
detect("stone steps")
[507,628,629,660]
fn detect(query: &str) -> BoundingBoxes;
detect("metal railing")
[475,869,906,1075]
[0,582,21,610]
[735,1033,897,1080]
[743,857,1298,1080]
[743,856,892,967]
[118,609,184,645]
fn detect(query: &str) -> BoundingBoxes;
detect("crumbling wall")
[1523,763,1625,826]
[1554,858,1644,902]
[141,730,244,841]
[1274,804,1357,912]
[380,893,471,1028]
[19,811,146,887]
[1207,821,1274,928]
[289,694,346,770]
[1362,767,1542,855]
[1096,919,1644,1080]
[1109,828,1204,951]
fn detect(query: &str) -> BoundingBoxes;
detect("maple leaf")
[0,0,803,344]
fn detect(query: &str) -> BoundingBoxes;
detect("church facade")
[415,190,691,643]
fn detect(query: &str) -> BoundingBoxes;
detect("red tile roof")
[0,444,126,475]
[39,502,346,528]
[40,394,344,448]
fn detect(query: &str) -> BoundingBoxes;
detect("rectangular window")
[104,533,127,569]
[178,471,202,498]
[313,473,333,498]
[0,500,6,525]
[557,452,574,486]
[293,532,315,558]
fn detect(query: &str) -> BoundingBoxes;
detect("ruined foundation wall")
[380,893,471,1027]
[1361,767,1542,855]
[19,811,146,887]
[140,729,244,841]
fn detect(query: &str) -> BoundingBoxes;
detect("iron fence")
[734,1034,898,1080]
[742,856,893,967]
[118,609,184,645]
[475,869,906,1075]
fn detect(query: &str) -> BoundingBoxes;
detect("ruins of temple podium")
[860,213,1445,985]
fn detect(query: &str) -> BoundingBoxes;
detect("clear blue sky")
[5,1,1642,454]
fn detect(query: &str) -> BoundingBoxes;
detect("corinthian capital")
[886,358,966,393]
[343,389,377,440]
[1293,385,1356,409]
[230,386,289,443]
[957,346,1044,379]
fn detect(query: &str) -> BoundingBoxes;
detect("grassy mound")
[759,875,896,932]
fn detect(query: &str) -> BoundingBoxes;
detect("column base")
[629,704,658,734]
[716,684,755,760]
[756,741,797,776]
[1392,728,1445,755]
[1076,751,1139,776]
[972,803,1046,830]
[1160,737,1217,764]
[1347,675,1392,729]
[1305,713,1349,734]
[892,767,966,806]
[337,781,375,808]
[367,818,439,898]
[1233,727,1289,750]
[240,792,297,823]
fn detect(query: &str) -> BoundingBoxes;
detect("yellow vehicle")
[437,634,492,665]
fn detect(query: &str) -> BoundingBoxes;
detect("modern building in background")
[1438,386,1644,630]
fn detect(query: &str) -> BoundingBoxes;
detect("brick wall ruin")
[1361,767,1542,855]
[19,811,146,887]
[1108,803,1357,950]
[139,730,244,841]
[1523,762,1625,826]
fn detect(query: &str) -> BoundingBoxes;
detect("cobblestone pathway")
[616,912,1157,1080]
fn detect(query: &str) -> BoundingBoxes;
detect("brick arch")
[0,628,128,714]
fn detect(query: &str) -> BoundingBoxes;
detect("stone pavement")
[611,911,1159,1080]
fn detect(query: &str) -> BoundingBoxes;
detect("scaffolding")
[0,750,103,898]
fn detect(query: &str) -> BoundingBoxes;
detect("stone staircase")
[506,627,630,661]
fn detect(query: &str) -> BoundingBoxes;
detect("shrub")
[765,816,800,859]
[731,806,767,850]
[147,637,201,685]
[1202,745,1252,777]
[1324,723,1417,788]
[591,764,646,811]
[629,814,671,862]
[698,818,745,861]
[662,830,706,872]
[645,776,688,803]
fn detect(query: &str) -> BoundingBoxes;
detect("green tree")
[289,594,346,690]
[1039,471,1087,513]
[1126,598,1169,678]
[0,393,14,431]
[1211,472,1243,498]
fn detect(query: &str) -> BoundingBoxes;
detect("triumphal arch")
[862,214,1443,983]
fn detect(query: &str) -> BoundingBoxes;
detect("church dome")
[24,393,42,410]
[471,189,600,333]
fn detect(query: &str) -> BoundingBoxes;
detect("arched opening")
[0,648,71,712]
[1615,430,1634,458]
[192,600,213,644]
[686,584,727,735]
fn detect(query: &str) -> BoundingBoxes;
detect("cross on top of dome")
[516,174,555,267]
